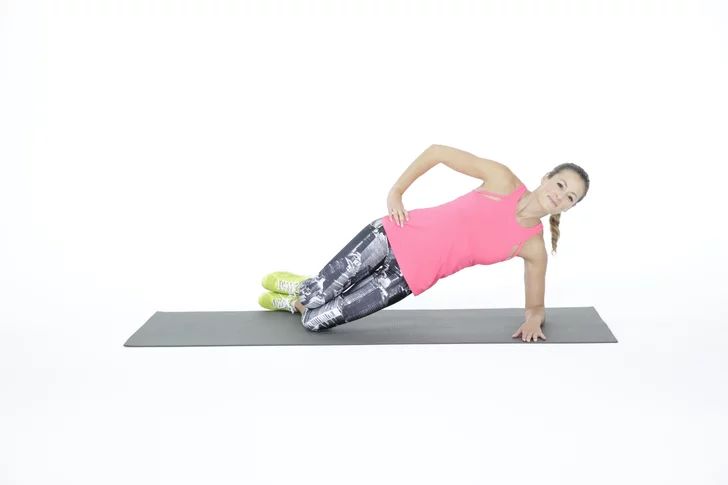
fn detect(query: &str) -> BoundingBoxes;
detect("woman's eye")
[557,182,573,202]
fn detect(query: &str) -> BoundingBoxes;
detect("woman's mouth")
[548,195,557,207]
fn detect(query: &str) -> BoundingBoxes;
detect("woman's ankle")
[293,299,306,314]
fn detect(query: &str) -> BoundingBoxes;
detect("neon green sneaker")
[258,290,298,314]
[261,271,310,296]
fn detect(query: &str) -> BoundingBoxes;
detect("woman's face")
[539,170,585,213]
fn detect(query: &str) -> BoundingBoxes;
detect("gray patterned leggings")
[297,217,412,331]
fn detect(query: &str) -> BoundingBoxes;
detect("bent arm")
[389,144,509,196]
[432,144,509,182]
[390,145,440,195]
[524,246,548,325]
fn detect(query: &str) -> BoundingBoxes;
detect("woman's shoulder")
[475,168,523,195]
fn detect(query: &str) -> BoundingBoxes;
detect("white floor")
[2,303,726,485]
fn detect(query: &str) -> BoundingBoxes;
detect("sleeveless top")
[380,183,543,296]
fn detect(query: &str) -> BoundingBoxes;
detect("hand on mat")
[512,321,546,342]
[387,189,409,227]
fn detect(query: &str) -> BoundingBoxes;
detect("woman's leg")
[297,218,392,309]
[300,230,412,332]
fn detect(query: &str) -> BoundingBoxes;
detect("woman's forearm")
[390,145,440,195]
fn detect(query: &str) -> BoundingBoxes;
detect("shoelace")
[276,279,301,295]
[272,294,295,313]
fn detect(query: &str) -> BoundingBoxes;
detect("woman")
[258,144,590,342]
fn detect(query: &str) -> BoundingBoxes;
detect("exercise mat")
[124,306,616,347]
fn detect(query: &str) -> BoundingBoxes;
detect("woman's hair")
[546,163,590,256]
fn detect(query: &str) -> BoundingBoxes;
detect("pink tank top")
[381,183,543,296]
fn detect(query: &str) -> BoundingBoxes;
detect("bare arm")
[389,145,440,195]
[524,245,548,325]
[390,144,509,195]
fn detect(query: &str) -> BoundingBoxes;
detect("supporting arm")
[524,246,548,326]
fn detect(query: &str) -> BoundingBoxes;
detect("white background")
[2,1,727,484]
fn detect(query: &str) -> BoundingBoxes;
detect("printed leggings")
[297,217,412,331]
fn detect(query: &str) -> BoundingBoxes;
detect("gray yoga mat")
[124,306,616,347]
